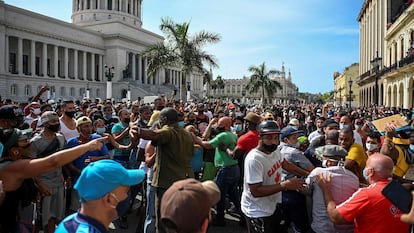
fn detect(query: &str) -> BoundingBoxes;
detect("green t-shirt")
[209,131,238,167]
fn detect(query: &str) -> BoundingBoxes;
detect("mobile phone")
[381,179,412,213]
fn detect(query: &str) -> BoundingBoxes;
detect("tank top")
[59,119,79,141]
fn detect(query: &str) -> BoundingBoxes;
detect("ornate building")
[357,0,414,108]
[208,63,298,105]
[333,63,360,107]
[0,0,205,102]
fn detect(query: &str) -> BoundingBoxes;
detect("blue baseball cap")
[74,160,145,202]
[280,126,302,139]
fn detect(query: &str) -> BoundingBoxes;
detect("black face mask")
[157,106,165,111]
[123,118,130,124]
[65,111,76,118]
[47,124,60,133]
[262,144,278,153]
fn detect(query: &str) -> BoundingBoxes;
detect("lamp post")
[127,83,131,102]
[337,86,343,106]
[186,81,191,102]
[104,65,114,99]
[86,82,90,99]
[348,78,353,108]
[241,89,246,104]
[370,51,382,106]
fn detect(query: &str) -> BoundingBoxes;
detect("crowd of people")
[3,87,414,233]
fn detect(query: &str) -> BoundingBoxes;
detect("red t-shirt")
[236,130,259,156]
[337,180,409,233]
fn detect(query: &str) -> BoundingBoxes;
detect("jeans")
[144,183,156,233]
[214,164,241,220]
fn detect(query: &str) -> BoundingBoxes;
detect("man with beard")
[30,111,66,233]
[59,100,79,141]
[66,116,110,212]
[242,120,308,233]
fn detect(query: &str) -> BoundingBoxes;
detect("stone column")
[137,54,142,84]
[105,0,108,9]
[64,47,68,78]
[30,40,35,76]
[42,43,47,76]
[5,35,9,73]
[404,75,410,109]
[17,37,22,75]
[91,53,95,81]
[143,56,148,84]
[74,49,78,79]
[54,45,58,78]
[83,51,87,80]
[97,0,101,9]
[132,53,136,80]
[99,54,103,81]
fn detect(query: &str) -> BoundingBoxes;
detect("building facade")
[357,0,414,108]
[208,63,298,105]
[333,63,360,107]
[0,0,205,103]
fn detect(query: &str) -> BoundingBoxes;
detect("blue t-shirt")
[66,134,109,181]
[55,212,108,233]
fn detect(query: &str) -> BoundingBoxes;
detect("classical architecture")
[208,63,299,105]
[0,0,205,102]
[333,63,360,107]
[357,0,414,108]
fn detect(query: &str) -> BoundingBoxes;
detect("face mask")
[96,127,106,134]
[262,143,278,153]
[366,142,378,152]
[47,124,60,133]
[363,167,369,181]
[233,124,243,132]
[65,111,76,118]
[157,106,164,111]
[106,114,113,119]
[178,121,185,128]
[32,108,41,115]
[123,118,130,124]
[339,124,348,130]
[322,160,328,168]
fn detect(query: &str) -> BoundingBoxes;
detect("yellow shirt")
[346,143,368,183]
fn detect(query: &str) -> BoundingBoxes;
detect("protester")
[55,160,145,233]
[160,178,220,233]
[316,153,409,233]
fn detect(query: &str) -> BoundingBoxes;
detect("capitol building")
[0,0,206,102]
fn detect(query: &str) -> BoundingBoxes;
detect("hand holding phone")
[382,179,412,213]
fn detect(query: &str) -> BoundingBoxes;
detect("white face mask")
[365,142,378,152]
[32,108,41,115]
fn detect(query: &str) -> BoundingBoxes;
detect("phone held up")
[382,179,412,213]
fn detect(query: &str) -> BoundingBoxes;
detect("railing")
[399,55,414,68]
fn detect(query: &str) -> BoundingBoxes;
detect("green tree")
[145,17,220,100]
[246,62,282,105]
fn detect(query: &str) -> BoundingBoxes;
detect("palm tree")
[246,62,282,105]
[145,17,220,100]
[215,75,225,97]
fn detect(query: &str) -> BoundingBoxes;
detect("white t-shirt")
[241,148,284,218]
[59,119,79,141]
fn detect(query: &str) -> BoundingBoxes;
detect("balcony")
[399,50,414,68]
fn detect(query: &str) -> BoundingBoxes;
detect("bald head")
[367,153,394,180]
[160,107,178,124]
[340,116,351,126]
[217,117,232,131]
